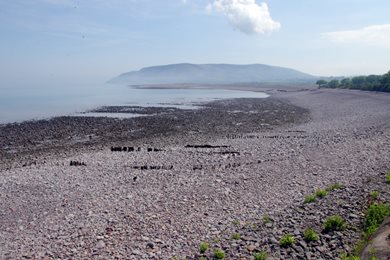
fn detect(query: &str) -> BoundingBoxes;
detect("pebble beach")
[1,88,389,259]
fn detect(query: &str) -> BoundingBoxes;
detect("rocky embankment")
[0,89,389,259]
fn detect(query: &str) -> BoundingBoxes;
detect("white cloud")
[206,0,281,35]
[322,24,390,48]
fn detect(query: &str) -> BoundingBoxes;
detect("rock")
[298,241,307,249]
[247,244,256,252]
[95,240,105,249]
[132,249,142,256]
[265,223,273,228]
[269,237,279,244]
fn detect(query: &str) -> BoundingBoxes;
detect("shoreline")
[1,88,389,259]
[0,84,273,126]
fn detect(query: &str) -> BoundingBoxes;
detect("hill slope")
[109,63,316,85]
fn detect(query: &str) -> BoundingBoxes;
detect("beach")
[0,88,389,259]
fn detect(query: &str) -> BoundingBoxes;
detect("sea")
[0,83,268,124]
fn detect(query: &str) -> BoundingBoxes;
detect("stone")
[95,240,105,249]
[247,244,256,252]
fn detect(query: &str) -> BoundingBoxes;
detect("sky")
[1,0,390,87]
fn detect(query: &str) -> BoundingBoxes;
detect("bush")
[364,203,390,237]
[199,242,209,254]
[231,233,241,240]
[214,248,225,259]
[304,228,319,242]
[304,195,316,204]
[253,251,268,260]
[279,234,295,247]
[315,189,328,198]
[323,215,347,232]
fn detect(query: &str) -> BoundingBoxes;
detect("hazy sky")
[1,0,390,86]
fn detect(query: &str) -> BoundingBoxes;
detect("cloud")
[206,0,281,35]
[322,24,390,48]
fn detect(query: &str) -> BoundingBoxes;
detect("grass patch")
[346,202,390,258]
[304,228,319,242]
[213,248,225,259]
[253,251,268,260]
[364,203,390,237]
[262,215,273,224]
[231,233,241,240]
[323,215,347,232]
[304,194,316,204]
[279,234,295,247]
[315,189,328,198]
[369,191,379,200]
[199,242,209,254]
[340,252,360,260]
[386,171,390,183]
[326,183,343,191]
[232,219,240,226]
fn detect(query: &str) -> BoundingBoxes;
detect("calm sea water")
[0,84,268,124]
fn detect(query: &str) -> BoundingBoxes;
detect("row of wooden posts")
[111,147,163,152]
[227,135,308,139]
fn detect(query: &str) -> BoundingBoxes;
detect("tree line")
[316,71,390,93]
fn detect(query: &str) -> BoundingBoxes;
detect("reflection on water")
[0,84,269,124]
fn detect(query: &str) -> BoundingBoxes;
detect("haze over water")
[0,83,268,124]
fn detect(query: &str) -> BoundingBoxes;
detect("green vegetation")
[326,183,343,191]
[253,251,268,260]
[212,237,221,244]
[262,215,273,224]
[232,219,240,226]
[316,71,390,92]
[199,242,209,254]
[386,171,390,183]
[198,257,207,260]
[304,228,319,242]
[315,189,328,198]
[231,233,241,240]
[368,247,378,260]
[323,215,347,232]
[340,252,360,260]
[369,191,379,200]
[213,248,225,259]
[364,203,390,237]
[345,203,390,258]
[279,234,295,247]
[304,194,316,204]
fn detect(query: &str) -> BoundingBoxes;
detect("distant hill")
[108,63,316,85]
